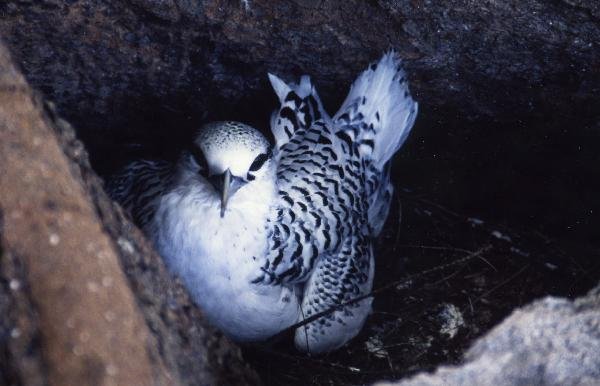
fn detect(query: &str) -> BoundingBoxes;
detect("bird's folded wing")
[106,159,174,227]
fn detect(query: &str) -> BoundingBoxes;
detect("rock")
[0,0,598,144]
[375,285,600,386]
[0,0,598,384]
[0,0,597,241]
[0,40,258,386]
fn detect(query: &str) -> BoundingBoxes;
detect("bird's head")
[186,121,274,217]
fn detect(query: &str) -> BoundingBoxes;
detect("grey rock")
[376,285,600,386]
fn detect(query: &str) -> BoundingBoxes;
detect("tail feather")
[268,73,329,149]
[334,51,418,169]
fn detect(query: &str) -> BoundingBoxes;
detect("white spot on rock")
[87,281,99,293]
[104,311,116,322]
[102,276,114,287]
[545,262,558,270]
[510,246,530,257]
[49,233,60,246]
[96,250,110,260]
[365,335,389,359]
[106,363,118,376]
[10,328,21,338]
[491,230,512,242]
[85,242,96,252]
[117,237,134,254]
[395,279,412,290]
[73,345,83,356]
[79,331,90,342]
[439,303,464,339]
[9,279,21,291]
[468,217,484,226]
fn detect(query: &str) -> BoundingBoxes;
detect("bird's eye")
[248,149,273,172]
[189,146,209,175]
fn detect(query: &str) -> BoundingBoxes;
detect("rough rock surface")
[0,0,599,385]
[376,285,600,386]
[0,41,258,386]
[0,0,598,132]
[0,0,597,240]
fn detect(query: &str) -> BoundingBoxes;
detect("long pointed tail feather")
[268,73,329,149]
[334,51,418,169]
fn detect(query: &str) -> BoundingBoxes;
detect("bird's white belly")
[151,181,299,341]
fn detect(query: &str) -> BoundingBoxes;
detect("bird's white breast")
[150,170,299,341]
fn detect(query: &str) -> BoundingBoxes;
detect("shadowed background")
[0,0,598,385]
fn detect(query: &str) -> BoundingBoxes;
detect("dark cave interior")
[2,0,599,384]
[81,70,599,384]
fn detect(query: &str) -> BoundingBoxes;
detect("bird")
[107,52,418,354]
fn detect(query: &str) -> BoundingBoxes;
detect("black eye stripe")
[248,150,272,172]
[249,154,267,171]
[189,145,209,173]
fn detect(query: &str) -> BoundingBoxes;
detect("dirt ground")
[243,187,598,385]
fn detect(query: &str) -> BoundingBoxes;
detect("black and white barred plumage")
[107,159,173,226]
[107,52,417,353]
